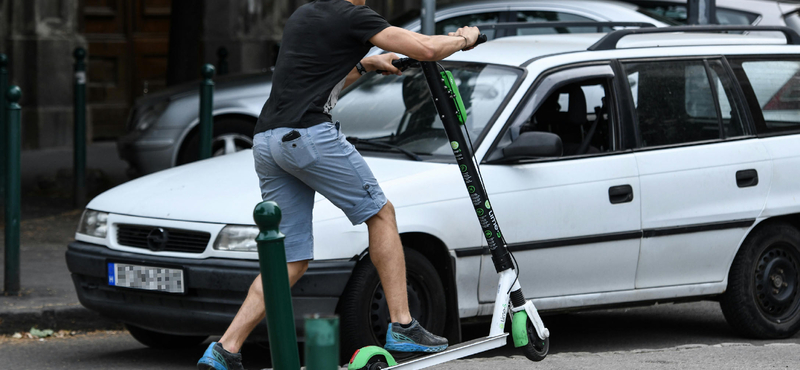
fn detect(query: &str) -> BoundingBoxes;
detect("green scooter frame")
[349,37,550,370]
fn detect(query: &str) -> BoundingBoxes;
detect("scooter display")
[349,35,550,370]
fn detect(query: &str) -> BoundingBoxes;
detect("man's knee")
[367,200,396,226]
[250,274,264,295]
[290,260,309,276]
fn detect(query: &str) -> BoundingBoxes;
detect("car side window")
[729,58,800,135]
[513,11,597,34]
[436,12,501,40]
[485,64,620,163]
[519,79,614,156]
[623,59,743,148]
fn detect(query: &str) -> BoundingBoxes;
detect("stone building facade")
[0,0,463,149]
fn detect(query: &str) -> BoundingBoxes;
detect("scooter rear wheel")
[522,320,549,362]
[367,361,389,370]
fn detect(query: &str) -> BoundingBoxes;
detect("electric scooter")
[348,35,550,370]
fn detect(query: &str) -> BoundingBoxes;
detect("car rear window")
[624,59,745,148]
[731,59,800,135]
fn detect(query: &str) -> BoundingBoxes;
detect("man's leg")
[365,201,449,352]
[213,128,316,353]
[218,260,309,353]
[365,201,412,325]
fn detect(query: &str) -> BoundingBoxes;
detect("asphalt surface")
[1,301,798,369]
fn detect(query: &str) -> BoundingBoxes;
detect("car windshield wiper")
[346,137,422,161]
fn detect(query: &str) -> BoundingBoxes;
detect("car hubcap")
[369,280,426,345]
[754,244,800,321]
[212,133,253,156]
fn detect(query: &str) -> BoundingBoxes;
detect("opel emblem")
[146,227,169,251]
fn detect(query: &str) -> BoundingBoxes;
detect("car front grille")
[116,224,211,253]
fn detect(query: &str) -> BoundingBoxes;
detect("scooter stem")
[418,61,515,273]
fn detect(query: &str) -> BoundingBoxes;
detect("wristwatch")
[355,62,368,76]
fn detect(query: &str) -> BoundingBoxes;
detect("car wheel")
[125,324,208,349]
[339,248,447,361]
[720,222,800,339]
[177,118,254,165]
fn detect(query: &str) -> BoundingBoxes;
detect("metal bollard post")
[305,315,340,370]
[253,201,301,370]
[73,48,87,207]
[4,86,21,295]
[217,47,228,76]
[198,64,215,160]
[0,54,7,202]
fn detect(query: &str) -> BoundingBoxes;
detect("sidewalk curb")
[0,306,122,334]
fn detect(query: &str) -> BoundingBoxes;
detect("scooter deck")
[386,333,508,370]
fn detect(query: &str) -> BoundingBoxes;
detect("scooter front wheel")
[522,320,549,362]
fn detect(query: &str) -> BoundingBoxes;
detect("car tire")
[720,222,800,339]
[338,248,447,361]
[177,118,254,165]
[125,323,208,349]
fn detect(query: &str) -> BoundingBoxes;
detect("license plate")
[107,263,185,294]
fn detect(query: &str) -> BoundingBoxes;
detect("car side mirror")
[502,131,563,161]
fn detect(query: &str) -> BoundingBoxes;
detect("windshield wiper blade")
[347,137,423,161]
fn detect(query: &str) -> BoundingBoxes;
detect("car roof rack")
[480,21,656,35]
[587,25,800,51]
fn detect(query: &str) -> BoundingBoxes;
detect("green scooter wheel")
[348,346,397,370]
[522,320,549,362]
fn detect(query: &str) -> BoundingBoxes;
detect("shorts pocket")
[339,131,355,154]
[281,134,319,170]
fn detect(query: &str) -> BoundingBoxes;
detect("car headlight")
[214,225,259,252]
[134,101,169,132]
[77,209,109,238]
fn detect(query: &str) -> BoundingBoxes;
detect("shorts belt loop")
[334,121,340,132]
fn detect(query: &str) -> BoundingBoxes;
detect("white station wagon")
[68,26,800,356]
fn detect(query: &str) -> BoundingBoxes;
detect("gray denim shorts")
[252,121,388,262]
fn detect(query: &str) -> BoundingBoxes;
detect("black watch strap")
[356,62,368,76]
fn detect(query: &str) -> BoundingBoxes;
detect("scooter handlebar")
[375,33,487,73]
[473,33,488,48]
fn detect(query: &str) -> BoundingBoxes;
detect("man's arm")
[369,26,480,61]
[342,26,480,89]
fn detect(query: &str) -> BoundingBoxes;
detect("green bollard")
[4,86,21,295]
[73,48,87,207]
[198,64,215,160]
[253,201,301,370]
[0,53,7,202]
[305,315,340,370]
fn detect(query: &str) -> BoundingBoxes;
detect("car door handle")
[609,185,634,204]
[736,169,759,188]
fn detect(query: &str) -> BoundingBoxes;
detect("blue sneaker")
[384,318,448,353]
[197,342,244,370]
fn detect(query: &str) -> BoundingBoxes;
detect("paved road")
[2,301,799,369]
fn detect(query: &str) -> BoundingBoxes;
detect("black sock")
[399,320,414,329]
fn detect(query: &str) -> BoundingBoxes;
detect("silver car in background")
[625,0,800,27]
[119,0,670,176]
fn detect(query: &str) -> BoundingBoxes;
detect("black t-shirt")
[255,0,391,133]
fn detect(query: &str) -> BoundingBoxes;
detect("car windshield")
[332,63,521,159]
